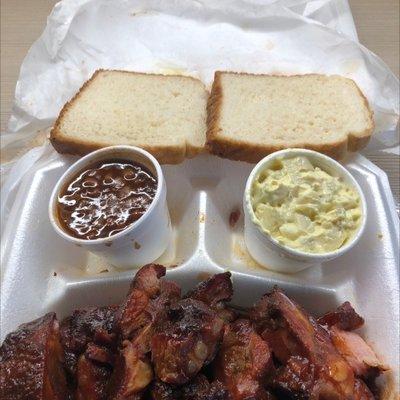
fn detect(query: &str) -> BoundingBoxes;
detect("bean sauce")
[57,159,157,240]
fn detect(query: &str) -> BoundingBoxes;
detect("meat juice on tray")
[0,264,388,399]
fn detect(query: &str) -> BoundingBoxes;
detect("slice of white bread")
[50,70,208,164]
[206,72,374,161]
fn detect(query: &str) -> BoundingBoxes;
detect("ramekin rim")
[243,148,367,260]
[48,145,165,245]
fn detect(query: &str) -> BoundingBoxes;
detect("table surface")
[1,0,399,208]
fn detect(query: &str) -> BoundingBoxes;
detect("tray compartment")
[1,154,399,376]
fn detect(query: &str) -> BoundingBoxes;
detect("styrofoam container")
[1,0,399,396]
[243,149,367,273]
[1,152,399,395]
[48,146,171,269]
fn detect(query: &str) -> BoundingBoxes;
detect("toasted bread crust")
[50,69,207,164]
[206,71,374,162]
[347,79,375,151]
[206,71,224,148]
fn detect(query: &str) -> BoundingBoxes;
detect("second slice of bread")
[206,72,374,161]
[50,70,208,164]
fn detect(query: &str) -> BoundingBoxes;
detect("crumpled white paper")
[1,0,399,192]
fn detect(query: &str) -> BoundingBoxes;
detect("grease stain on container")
[105,242,112,247]
[129,9,156,17]
[133,241,141,250]
[85,253,116,275]
[199,212,206,223]
[197,272,212,281]
[232,235,270,272]
[264,39,275,50]
[229,208,241,229]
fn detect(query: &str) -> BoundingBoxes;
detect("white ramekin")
[49,145,171,269]
[243,149,367,274]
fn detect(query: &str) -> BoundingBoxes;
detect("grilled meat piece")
[181,377,228,400]
[115,264,165,340]
[318,302,364,331]
[60,305,117,377]
[0,313,68,400]
[186,272,233,307]
[133,280,181,353]
[115,264,180,350]
[0,265,387,400]
[186,272,235,322]
[150,375,229,400]
[107,341,153,400]
[272,356,374,400]
[151,298,225,385]
[108,264,179,399]
[214,319,274,400]
[251,288,357,399]
[150,380,179,400]
[330,326,388,379]
[76,354,111,400]
[86,342,114,365]
[353,379,375,400]
[272,356,315,399]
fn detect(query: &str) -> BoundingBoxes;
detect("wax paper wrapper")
[1,0,399,216]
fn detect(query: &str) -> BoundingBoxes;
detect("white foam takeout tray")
[1,153,399,384]
[1,0,399,394]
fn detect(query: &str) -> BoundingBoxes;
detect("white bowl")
[49,145,171,269]
[243,149,367,273]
